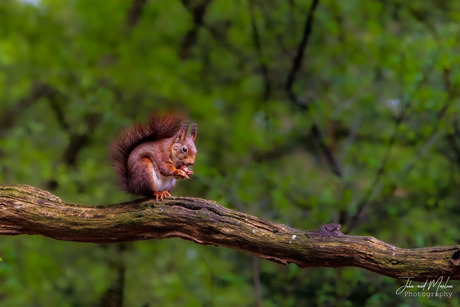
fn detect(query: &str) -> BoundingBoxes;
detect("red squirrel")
[111,112,197,201]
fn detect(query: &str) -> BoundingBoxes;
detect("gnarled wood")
[0,184,459,281]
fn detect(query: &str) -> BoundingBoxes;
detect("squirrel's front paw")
[174,168,189,179]
[179,165,194,176]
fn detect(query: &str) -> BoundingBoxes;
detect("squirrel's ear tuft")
[175,120,189,143]
[190,123,197,141]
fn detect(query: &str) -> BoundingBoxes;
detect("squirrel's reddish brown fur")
[111,112,197,200]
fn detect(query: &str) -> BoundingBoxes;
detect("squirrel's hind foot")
[153,190,171,201]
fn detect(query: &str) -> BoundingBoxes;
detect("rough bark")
[0,184,459,281]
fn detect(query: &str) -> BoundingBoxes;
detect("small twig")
[446,133,460,168]
[252,256,263,307]
[284,0,341,178]
[42,84,102,189]
[125,0,148,28]
[346,54,439,233]
[285,0,320,107]
[248,0,271,101]
[0,82,56,135]
[179,0,214,59]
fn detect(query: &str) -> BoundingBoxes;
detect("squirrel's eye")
[182,146,188,153]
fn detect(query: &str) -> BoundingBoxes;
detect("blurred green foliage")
[1,0,460,306]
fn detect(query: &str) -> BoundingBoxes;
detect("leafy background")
[1,0,460,306]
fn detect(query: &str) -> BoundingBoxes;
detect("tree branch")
[1,184,459,281]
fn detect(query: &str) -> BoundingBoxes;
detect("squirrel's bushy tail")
[111,112,185,192]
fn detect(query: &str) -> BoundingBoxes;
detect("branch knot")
[312,223,343,237]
